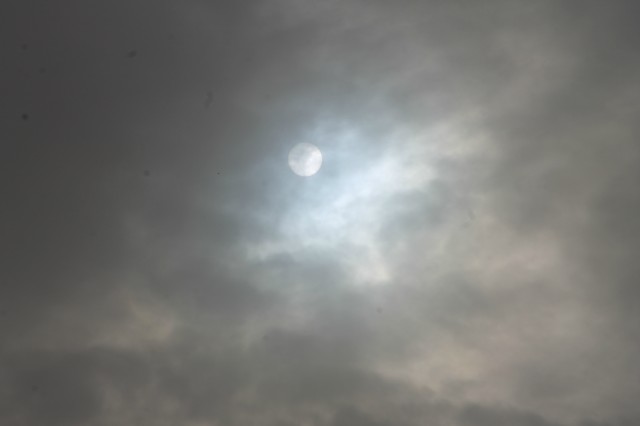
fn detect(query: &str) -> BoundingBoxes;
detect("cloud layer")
[2,1,640,425]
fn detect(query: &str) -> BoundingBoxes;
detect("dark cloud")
[2,1,639,425]
[457,405,562,426]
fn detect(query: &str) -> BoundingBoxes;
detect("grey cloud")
[2,1,640,425]
[457,404,563,426]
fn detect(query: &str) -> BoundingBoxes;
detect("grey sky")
[2,1,640,425]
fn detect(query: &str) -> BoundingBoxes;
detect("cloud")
[2,1,639,425]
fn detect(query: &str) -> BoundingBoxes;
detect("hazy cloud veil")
[2,1,640,425]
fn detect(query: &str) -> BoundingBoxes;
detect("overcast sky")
[2,1,640,425]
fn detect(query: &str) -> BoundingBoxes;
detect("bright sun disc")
[288,143,322,177]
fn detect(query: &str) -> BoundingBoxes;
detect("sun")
[288,143,323,177]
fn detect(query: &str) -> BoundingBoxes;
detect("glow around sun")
[288,143,323,177]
